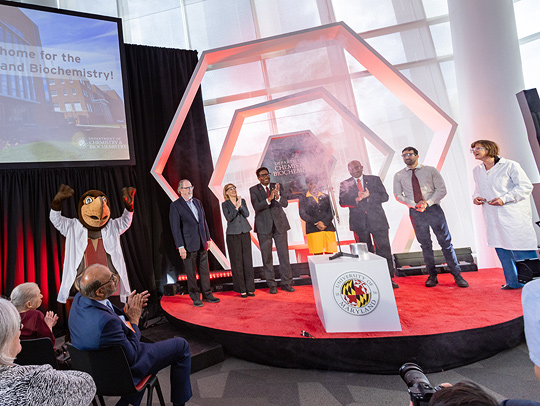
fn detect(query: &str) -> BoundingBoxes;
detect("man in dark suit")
[339,160,398,288]
[249,167,294,294]
[169,179,220,307]
[69,264,192,406]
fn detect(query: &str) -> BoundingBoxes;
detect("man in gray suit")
[170,179,221,306]
[249,167,294,294]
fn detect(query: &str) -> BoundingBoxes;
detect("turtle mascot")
[50,184,136,303]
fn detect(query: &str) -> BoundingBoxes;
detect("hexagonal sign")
[152,21,458,266]
[257,130,336,199]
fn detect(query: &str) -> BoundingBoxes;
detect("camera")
[399,363,442,406]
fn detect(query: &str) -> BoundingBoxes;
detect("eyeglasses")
[470,147,487,153]
[401,153,416,158]
[180,186,194,190]
[258,172,270,177]
[96,273,117,290]
[226,186,236,191]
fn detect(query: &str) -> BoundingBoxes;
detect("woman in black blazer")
[222,183,255,297]
[299,175,337,255]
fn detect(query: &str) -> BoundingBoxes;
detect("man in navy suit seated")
[69,264,192,406]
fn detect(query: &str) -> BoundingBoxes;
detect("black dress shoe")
[240,293,248,298]
[192,299,203,307]
[391,280,399,289]
[425,275,438,287]
[281,285,295,292]
[269,286,278,294]
[454,276,469,288]
[501,284,519,290]
[202,295,220,303]
[247,292,255,297]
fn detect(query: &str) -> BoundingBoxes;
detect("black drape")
[123,44,224,289]
[0,44,224,318]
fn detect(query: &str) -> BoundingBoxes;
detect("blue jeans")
[409,204,462,278]
[495,248,538,288]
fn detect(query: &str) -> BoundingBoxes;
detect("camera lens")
[399,363,431,387]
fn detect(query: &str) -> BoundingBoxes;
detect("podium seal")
[333,271,379,316]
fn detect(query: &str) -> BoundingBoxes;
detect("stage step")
[394,247,478,276]
[141,317,224,373]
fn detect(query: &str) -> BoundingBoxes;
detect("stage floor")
[161,269,525,373]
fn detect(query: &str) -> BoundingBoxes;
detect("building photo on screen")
[0,1,133,166]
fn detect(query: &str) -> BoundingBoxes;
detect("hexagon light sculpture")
[152,21,458,263]
[208,87,394,202]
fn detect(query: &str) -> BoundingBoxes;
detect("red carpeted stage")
[161,268,525,373]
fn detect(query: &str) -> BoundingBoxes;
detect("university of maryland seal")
[333,271,379,316]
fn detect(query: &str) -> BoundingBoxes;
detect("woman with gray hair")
[0,298,96,405]
[11,282,58,346]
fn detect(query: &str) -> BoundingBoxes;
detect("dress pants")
[183,247,212,301]
[409,204,462,278]
[354,228,395,277]
[257,226,292,287]
[495,248,538,288]
[226,232,255,293]
[118,337,192,405]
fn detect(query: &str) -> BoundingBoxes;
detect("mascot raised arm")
[50,184,136,303]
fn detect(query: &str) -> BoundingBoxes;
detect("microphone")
[300,330,316,339]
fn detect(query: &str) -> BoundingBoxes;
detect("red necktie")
[356,178,363,192]
[411,169,423,203]
[266,186,271,198]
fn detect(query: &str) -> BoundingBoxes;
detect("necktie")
[266,186,271,198]
[106,300,135,332]
[356,178,363,192]
[411,168,423,203]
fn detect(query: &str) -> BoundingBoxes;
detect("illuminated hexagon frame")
[152,21,458,266]
[208,86,394,200]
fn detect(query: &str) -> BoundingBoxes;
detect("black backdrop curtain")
[0,44,224,318]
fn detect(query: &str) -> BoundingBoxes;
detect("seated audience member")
[10,282,58,347]
[69,264,192,406]
[0,298,96,405]
[522,278,540,383]
[427,381,540,406]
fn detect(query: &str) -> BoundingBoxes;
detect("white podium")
[308,253,401,333]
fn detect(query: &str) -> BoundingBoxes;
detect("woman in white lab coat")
[471,139,538,289]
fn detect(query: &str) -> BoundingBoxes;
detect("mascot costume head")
[78,190,111,231]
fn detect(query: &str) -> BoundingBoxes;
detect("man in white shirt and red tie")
[249,167,294,294]
[393,147,469,288]
[339,160,398,289]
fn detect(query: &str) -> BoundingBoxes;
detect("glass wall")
[13,0,540,263]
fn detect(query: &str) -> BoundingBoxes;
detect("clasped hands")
[269,184,280,201]
[355,188,370,202]
[415,200,428,212]
[315,221,327,231]
[123,289,150,325]
[473,196,503,206]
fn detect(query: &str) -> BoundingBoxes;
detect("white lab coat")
[472,157,537,250]
[50,209,133,303]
